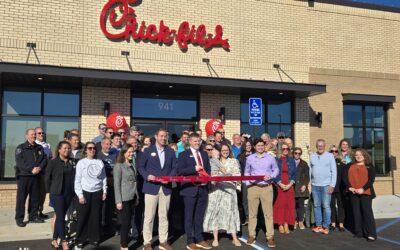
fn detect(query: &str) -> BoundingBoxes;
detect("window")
[240,98,292,138]
[343,104,388,175]
[1,89,80,179]
[132,96,198,120]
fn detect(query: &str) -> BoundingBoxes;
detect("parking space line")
[239,236,269,250]
[378,236,400,246]
[376,217,400,233]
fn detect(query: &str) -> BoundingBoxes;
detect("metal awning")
[0,62,326,97]
[343,93,396,104]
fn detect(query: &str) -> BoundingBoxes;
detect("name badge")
[151,152,157,157]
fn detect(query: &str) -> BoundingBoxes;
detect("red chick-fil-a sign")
[100,0,230,51]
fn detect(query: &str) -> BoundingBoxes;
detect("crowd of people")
[14,123,378,250]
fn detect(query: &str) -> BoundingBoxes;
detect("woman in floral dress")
[203,144,242,247]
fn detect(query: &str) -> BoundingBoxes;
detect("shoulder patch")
[16,148,22,155]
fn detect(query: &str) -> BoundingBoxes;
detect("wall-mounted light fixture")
[26,42,40,64]
[219,107,226,124]
[315,112,322,127]
[104,102,110,117]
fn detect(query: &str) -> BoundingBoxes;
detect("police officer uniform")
[15,140,47,226]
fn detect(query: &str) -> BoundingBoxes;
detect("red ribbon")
[153,175,266,183]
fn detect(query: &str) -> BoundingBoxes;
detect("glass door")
[134,120,164,138]
[133,120,196,143]
[166,122,196,143]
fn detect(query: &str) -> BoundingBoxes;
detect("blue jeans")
[312,185,332,228]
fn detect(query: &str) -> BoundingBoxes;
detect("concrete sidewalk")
[0,206,53,242]
[373,195,400,219]
[0,195,399,242]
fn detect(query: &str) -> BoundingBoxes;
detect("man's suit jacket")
[177,148,211,197]
[137,144,177,195]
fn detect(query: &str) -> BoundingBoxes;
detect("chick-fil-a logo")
[100,0,230,51]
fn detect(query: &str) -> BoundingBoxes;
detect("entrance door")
[134,120,196,143]
[166,121,195,143]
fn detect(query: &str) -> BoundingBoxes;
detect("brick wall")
[308,68,400,195]
[81,82,131,143]
[0,0,400,205]
[199,92,241,141]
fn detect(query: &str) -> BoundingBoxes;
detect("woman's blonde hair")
[277,142,290,158]
[338,139,353,160]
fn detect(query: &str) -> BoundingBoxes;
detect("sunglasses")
[100,127,106,131]
[107,131,114,134]
[331,150,339,153]
[278,136,285,139]
[36,132,45,135]
[209,140,215,142]
[206,148,213,151]
[282,148,289,151]
[87,147,96,151]
[119,132,126,135]
[294,152,302,155]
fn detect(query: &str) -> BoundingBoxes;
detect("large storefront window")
[240,98,293,139]
[1,89,80,179]
[343,104,388,175]
[132,93,198,142]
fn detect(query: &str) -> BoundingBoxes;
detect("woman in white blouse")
[74,142,107,248]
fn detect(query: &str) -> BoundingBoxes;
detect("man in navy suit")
[177,133,212,250]
[138,129,176,250]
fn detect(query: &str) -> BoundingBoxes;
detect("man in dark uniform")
[15,128,47,227]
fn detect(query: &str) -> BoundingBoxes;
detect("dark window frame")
[131,89,200,123]
[240,96,294,139]
[343,101,390,176]
[0,86,81,181]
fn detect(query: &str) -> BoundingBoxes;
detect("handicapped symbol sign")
[252,100,259,109]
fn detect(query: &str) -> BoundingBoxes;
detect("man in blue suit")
[138,129,177,250]
[177,133,212,250]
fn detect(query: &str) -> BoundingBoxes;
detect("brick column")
[81,83,131,143]
[199,92,241,141]
[294,98,311,162]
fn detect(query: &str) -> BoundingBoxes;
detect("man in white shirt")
[34,127,52,219]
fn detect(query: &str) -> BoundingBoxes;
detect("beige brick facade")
[0,0,400,207]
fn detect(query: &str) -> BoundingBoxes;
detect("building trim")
[0,62,326,97]
[342,93,396,104]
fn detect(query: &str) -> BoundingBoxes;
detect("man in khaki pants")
[244,138,279,248]
[138,129,177,250]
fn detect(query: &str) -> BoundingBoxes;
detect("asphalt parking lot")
[1,218,399,250]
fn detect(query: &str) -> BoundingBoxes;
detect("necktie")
[196,151,203,167]
[195,151,209,178]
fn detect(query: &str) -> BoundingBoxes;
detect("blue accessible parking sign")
[249,98,262,126]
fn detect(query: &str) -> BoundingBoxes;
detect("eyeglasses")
[331,150,339,153]
[87,147,96,151]
[100,127,106,131]
[36,132,45,135]
[282,147,290,151]
[294,152,302,155]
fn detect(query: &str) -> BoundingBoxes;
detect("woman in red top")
[343,149,377,242]
[273,143,296,234]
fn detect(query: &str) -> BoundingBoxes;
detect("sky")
[348,0,400,8]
